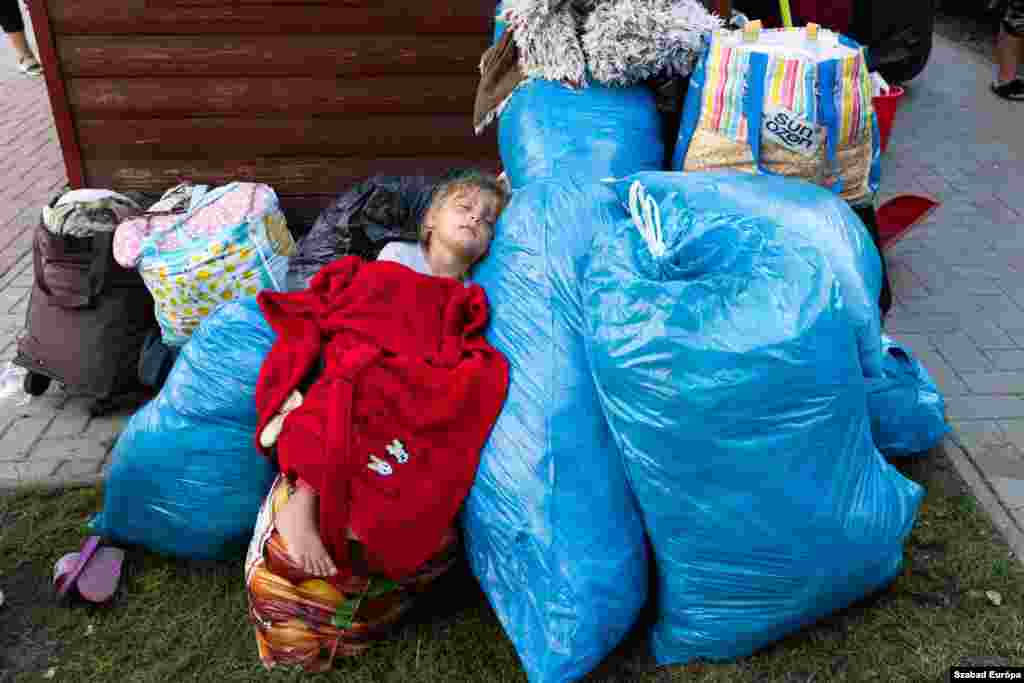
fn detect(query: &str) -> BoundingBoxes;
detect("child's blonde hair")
[419,169,510,245]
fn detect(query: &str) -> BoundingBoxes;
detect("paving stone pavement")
[879,33,1024,558]
[0,23,1022,556]
[0,21,126,490]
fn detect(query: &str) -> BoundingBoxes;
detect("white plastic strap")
[628,181,666,259]
[253,226,283,292]
[187,185,210,213]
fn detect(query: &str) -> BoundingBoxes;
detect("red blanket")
[255,257,509,580]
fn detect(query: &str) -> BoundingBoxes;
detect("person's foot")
[991,78,1024,101]
[274,485,337,577]
[16,55,42,77]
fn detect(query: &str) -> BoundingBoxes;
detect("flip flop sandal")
[53,536,125,604]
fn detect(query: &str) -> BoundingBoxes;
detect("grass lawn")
[1,443,1022,683]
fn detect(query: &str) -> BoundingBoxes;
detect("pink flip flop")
[53,536,124,604]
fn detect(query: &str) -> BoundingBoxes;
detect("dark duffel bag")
[14,221,156,416]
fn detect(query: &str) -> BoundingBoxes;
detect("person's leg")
[6,29,30,59]
[1,0,41,75]
[274,480,338,577]
[995,26,1023,83]
[992,0,1024,99]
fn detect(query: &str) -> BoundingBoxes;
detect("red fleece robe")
[254,257,509,581]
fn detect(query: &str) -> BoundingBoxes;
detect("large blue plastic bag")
[868,335,950,457]
[491,1,663,192]
[463,178,648,683]
[582,174,923,665]
[93,297,277,560]
[499,79,664,191]
[620,170,885,378]
[491,2,663,191]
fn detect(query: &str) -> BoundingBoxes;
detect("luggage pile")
[14,181,296,413]
[461,3,945,681]
[14,2,952,681]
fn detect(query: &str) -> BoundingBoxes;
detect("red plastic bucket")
[872,86,905,153]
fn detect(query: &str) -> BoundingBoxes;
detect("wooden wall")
[29,0,499,217]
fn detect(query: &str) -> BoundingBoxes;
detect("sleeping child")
[255,169,509,578]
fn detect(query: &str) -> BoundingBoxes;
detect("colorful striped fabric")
[837,49,874,146]
[699,42,751,141]
[697,33,873,147]
[765,53,816,123]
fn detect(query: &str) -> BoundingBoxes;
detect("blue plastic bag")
[463,178,648,683]
[499,79,664,191]
[492,1,663,191]
[582,173,922,665]
[868,335,950,457]
[619,171,885,378]
[93,297,278,560]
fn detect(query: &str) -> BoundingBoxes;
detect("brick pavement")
[0,30,124,489]
[0,23,1021,557]
[879,34,1024,557]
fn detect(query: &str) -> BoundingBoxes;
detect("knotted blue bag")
[93,297,278,560]
[868,335,950,457]
[582,172,922,665]
[463,178,648,683]
[617,171,885,378]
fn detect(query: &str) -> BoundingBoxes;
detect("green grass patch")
[1,448,1022,683]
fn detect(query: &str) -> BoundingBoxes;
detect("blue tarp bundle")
[581,171,923,664]
[463,178,649,683]
[93,297,278,560]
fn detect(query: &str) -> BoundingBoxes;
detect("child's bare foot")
[275,486,337,577]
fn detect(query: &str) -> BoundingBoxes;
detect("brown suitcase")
[14,221,157,415]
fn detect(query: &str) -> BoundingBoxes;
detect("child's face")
[427,187,502,265]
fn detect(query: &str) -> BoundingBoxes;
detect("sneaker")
[991,78,1024,101]
[16,55,42,77]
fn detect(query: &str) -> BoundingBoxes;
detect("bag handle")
[137,184,214,259]
[742,52,779,178]
[187,184,210,213]
[169,183,212,248]
[816,58,843,195]
[243,185,286,292]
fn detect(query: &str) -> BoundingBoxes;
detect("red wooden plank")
[24,0,84,188]
[84,156,502,195]
[59,34,490,78]
[48,0,495,35]
[67,76,480,117]
[76,116,496,159]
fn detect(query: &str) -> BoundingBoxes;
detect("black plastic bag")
[286,175,436,291]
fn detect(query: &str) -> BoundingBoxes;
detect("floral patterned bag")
[114,182,295,346]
